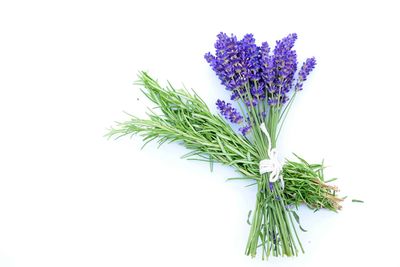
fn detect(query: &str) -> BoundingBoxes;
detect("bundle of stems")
[107,73,342,258]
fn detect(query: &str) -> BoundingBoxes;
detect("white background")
[1,0,399,266]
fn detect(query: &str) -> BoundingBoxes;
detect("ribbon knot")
[259,123,284,188]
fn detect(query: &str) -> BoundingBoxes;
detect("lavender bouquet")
[108,33,342,259]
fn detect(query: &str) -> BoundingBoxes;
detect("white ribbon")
[259,123,284,188]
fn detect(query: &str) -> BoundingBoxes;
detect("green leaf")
[247,210,252,225]
[292,211,307,232]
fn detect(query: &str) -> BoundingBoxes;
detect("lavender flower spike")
[239,124,252,136]
[204,33,248,93]
[295,57,317,91]
[216,100,243,124]
[260,41,275,87]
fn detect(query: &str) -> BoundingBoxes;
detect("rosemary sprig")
[108,72,260,180]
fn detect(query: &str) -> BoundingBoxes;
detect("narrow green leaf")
[247,210,252,225]
[292,211,307,232]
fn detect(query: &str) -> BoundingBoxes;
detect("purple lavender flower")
[240,34,261,83]
[230,90,240,101]
[260,41,275,88]
[206,32,317,131]
[245,98,258,107]
[205,33,265,104]
[269,33,298,104]
[204,33,249,93]
[275,33,297,52]
[267,97,278,106]
[269,182,274,192]
[239,124,252,136]
[240,34,266,102]
[216,99,243,124]
[260,111,267,119]
[295,57,317,91]
[268,94,289,106]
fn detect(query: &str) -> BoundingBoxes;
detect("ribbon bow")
[259,123,284,188]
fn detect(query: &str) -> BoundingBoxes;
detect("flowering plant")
[108,33,342,259]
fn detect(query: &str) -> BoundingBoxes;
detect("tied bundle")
[108,33,343,259]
